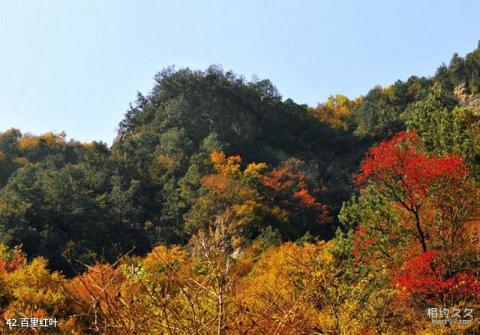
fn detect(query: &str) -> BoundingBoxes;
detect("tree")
[309,94,358,130]
[355,131,469,253]
[260,158,331,239]
[348,130,480,314]
[404,84,480,180]
[0,245,77,334]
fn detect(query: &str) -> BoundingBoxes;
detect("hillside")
[1,44,480,334]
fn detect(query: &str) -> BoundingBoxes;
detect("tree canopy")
[2,44,480,334]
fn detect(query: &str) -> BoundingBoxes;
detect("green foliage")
[350,76,430,138]
[0,139,153,274]
[2,43,480,280]
[403,83,480,178]
[1,42,480,333]
[347,43,480,139]
[112,66,362,245]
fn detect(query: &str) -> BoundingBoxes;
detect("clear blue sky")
[1,1,480,144]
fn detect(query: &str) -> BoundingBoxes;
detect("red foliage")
[68,264,124,308]
[262,159,309,196]
[352,225,376,262]
[0,247,26,273]
[355,131,467,209]
[261,158,330,225]
[395,251,443,301]
[394,251,480,304]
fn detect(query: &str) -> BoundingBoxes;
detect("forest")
[1,44,480,334]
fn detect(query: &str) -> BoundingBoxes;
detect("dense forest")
[1,44,480,334]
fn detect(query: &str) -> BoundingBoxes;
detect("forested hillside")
[1,45,480,334]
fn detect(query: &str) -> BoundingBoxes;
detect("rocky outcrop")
[454,83,480,111]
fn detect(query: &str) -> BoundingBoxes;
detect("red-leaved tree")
[355,131,468,253]
[355,131,480,305]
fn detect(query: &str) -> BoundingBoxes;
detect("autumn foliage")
[0,136,480,334]
[394,250,480,304]
[351,130,480,328]
[355,131,467,200]
[4,51,480,334]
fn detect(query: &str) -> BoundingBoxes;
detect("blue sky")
[1,1,480,144]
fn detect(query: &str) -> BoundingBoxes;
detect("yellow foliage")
[0,238,472,334]
[384,84,395,98]
[151,153,178,180]
[5,258,66,316]
[310,94,358,129]
[17,131,66,150]
[141,244,189,276]
[244,162,268,177]
[210,150,242,176]
[236,242,327,333]
[0,249,74,333]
